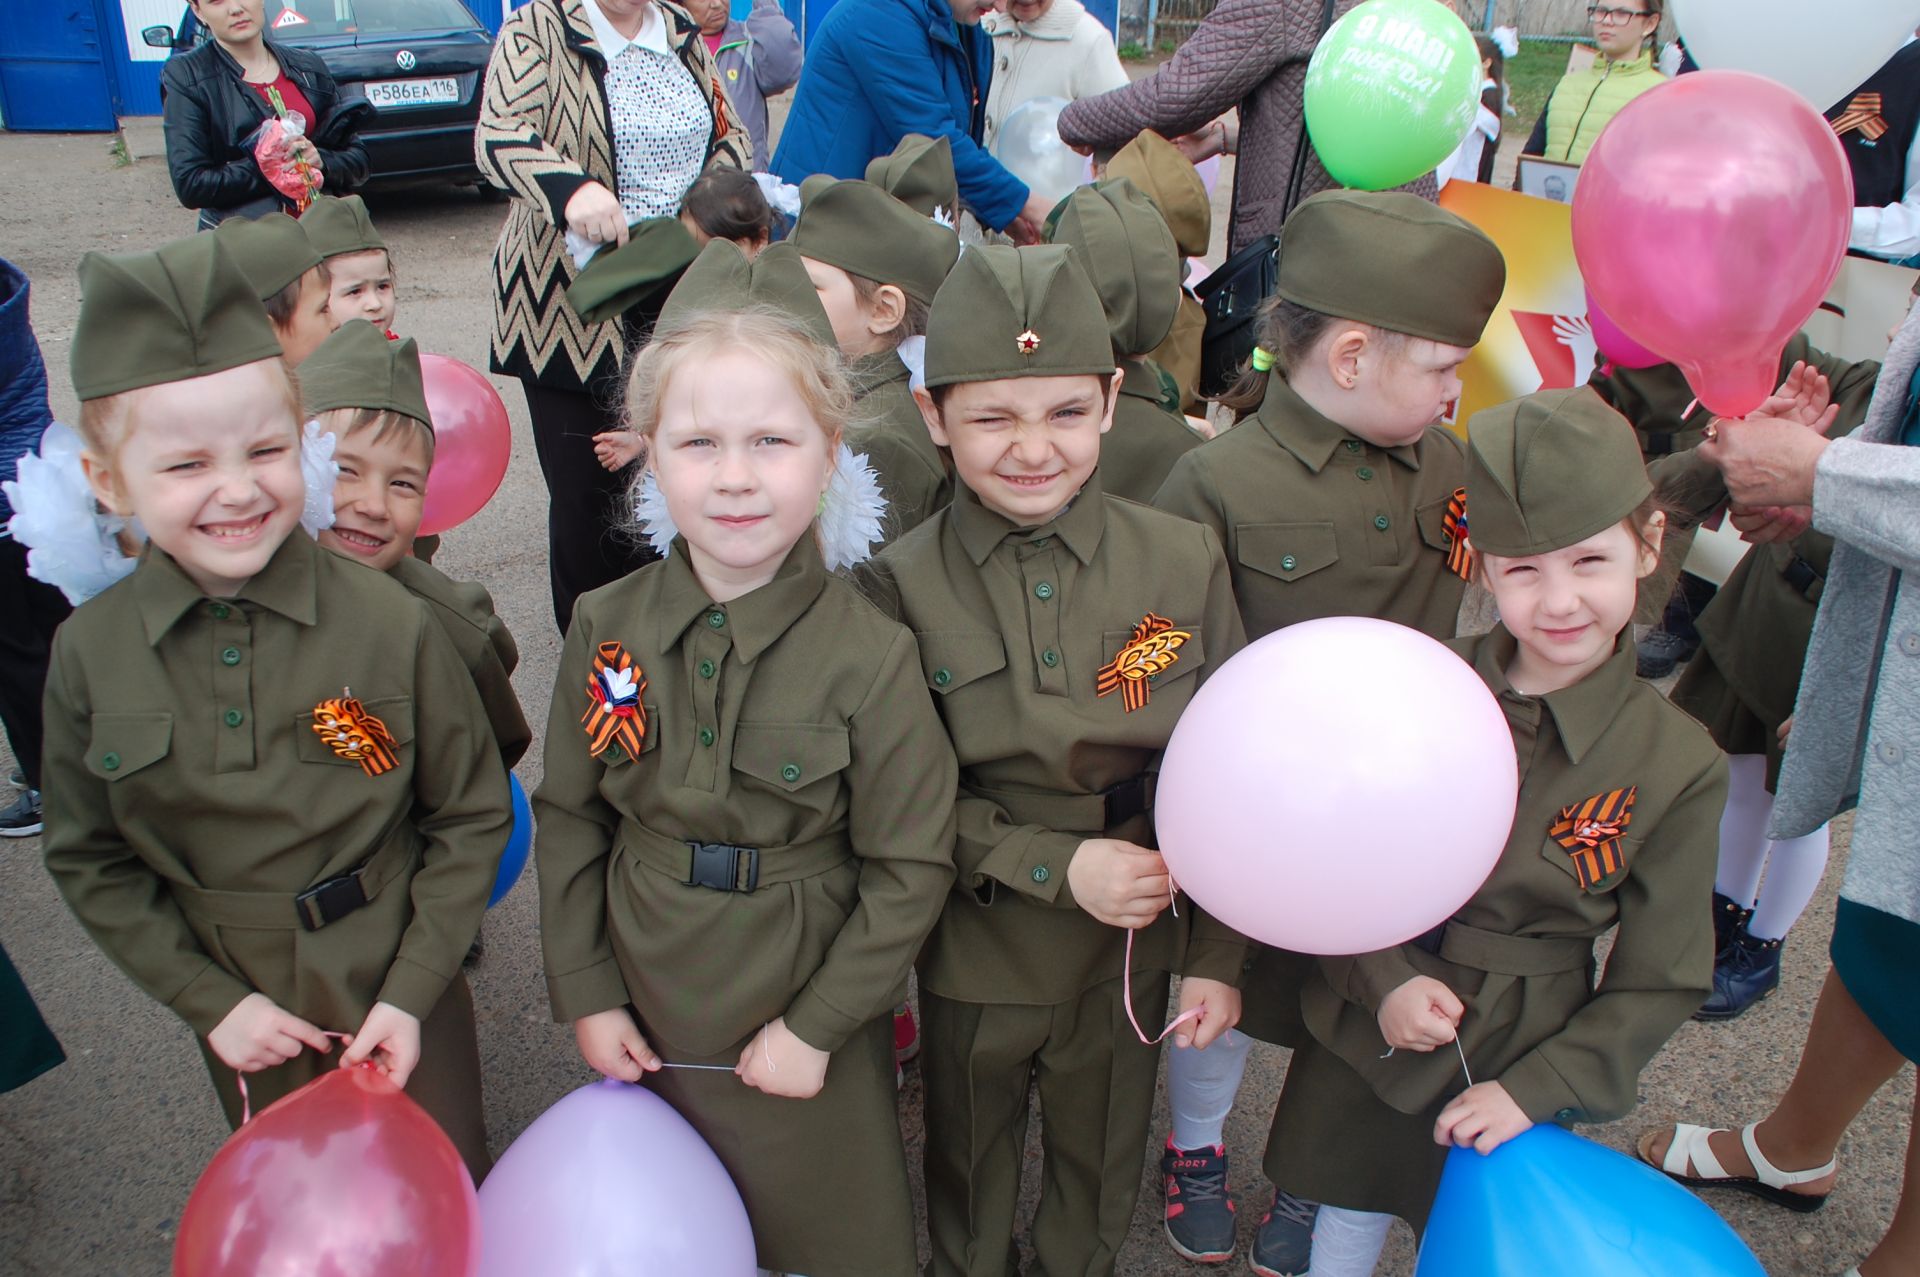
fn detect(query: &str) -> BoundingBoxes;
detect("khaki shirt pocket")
[86,713,173,781]
[1539,833,1639,895]
[294,695,416,766]
[917,632,1009,696]
[1234,522,1339,584]
[1101,624,1207,690]
[1416,497,1454,555]
[732,722,853,794]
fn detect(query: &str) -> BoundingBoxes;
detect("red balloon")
[418,354,511,536]
[174,1066,480,1277]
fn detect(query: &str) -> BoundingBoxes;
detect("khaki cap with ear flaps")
[865,133,959,219]
[791,178,961,306]
[1044,178,1180,360]
[654,239,839,349]
[71,236,283,402]
[211,212,323,301]
[300,193,387,257]
[924,244,1115,388]
[1464,386,1652,558]
[299,319,433,426]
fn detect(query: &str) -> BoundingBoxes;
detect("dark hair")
[848,273,931,345]
[262,263,324,327]
[679,165,772,246]
[1213,296,1404,419]
[1474,33,1504,96]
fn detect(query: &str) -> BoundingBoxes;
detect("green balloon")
[1303,0,1481,191]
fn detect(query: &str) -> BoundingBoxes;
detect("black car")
[145,0,493,188]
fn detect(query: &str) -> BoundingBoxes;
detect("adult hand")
[1066,838,1171,928]
[1698,414,1833,508]
[565,181,629,249]
[1172,117,1234,163]
[1007,189,1059,245]
[1728,504,1812,544]
[289,135,321,169]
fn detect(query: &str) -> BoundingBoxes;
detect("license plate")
[365,77,460,108]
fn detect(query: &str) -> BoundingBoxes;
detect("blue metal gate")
[0,0,120,131]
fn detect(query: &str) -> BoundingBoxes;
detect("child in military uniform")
[861,244,1249,1277]
[210,212,333,366]
[303,193,398,336]
[1102,130,1211,416]
[1044,178,1201,503]
[1261,386,1727,1274]
[40,236,508,1178]
[533,241,958,1277]
[790,177,961,539]
[1148,190,1506,1270]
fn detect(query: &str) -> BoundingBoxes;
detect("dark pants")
[520,382,659,636]
[0,535,71,790]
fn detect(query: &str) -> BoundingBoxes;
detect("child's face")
[648,348,836,598]
[279,268,334,366]
[1331,333,1471,449]
[1482,517,1661,692]
[326,250,396,332]
[85,360,306,598]
[917,372,1119,526]
[318,421,432,573]
[801,256,885,360]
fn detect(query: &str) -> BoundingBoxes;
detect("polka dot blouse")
[604,42,710,223]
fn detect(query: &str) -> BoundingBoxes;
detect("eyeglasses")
[1587,5,1650,23]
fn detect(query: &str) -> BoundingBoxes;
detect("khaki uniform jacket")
[1153,372,1468,642]
[41,533,510,1038]
[860,474,1251,1005]
[1105,359,1203,504]
[534,539,958,1056]
[390,556,532,769]
[1302,629,1727,1125]
[850,349,953,542]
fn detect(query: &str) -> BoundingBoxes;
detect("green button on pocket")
[1031,865,1050,884]
[699,727,715,746]
[1356,466,1374,481]
[221,647,241,666]
[101,752,121,771]
[933,667,952,686]
[706,611,726,629]
[1374,515,1391,531]
[1041,649,1059,668]
[1034,582,1054,600]
[224,709,244,727]
[780,763,801,783]
[698,660,716,679]
[1280,554,1297,571]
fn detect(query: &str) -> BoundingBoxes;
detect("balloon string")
[1455,1035,1475,1088]
[236,1031,353,1125]
[1682,397,1701,421]
[1123,876,1201,1047]
[658,1062,736,1072]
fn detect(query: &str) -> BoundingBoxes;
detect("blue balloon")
[488,774,532,909]
[1416,1124,1766,1276]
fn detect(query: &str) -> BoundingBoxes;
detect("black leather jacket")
[161,38,370,220]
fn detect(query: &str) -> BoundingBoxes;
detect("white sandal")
[1638,1121,1834,1213]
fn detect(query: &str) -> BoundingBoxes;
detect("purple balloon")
[478,1080,757,1276]
[1584,287,1664,371]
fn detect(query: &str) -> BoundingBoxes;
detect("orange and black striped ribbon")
[311,695,400,777]
[1831,93,1889,141]
[1096,612,1191,712]
[1548,786,1638,890]
[582,640,647,759]
[1442,486,1477,582]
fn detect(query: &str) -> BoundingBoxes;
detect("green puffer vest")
[1546,51,1664,165]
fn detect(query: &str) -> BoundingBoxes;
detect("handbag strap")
[1283,0,1341,220]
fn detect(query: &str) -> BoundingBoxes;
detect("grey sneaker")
[1161,1139,1236,1262]
[1249,1188,1317,1277]
[0,789,43,838]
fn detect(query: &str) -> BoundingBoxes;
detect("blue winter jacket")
[771,0,1028,230]
[0,258,54,524]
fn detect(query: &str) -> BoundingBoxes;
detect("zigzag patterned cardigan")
[477,0,750,394]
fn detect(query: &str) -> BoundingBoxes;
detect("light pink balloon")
[1572,71,1852,418]
[1584,287,1663,370]
[1155,618,1516,955]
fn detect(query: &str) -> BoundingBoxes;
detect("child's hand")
[1778,714,1795,746]
[207,992,333,1073]
[1433,1080,1532,1154]
[1066,838,1171,929]
[1754,360,1837,433]
[574,1007,662,1082]
[1378,976,1464,1052]
[340,1001,422,1088]
[592,429,646,473]
[1173,977,1241,1050]
[736,1017,829,1099]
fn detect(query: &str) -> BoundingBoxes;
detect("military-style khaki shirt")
[849,350,952,542]
[1104,359,1203,504]
[389,556,531,769]
[533,538,958,1056]
[1302,629,1727,1126]
[1153,373,1468,643]
[41,532,510,1037]
[861,474,1250,1006]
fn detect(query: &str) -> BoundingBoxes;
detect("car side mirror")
[142,24,182,49]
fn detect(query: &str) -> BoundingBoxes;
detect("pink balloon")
[1572,71,1851,417]
[1584,287,1663,370]
[419,354,512,536]
[1155,618,1517,955]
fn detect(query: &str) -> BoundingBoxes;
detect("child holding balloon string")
[1258,386,1726,1276]
[34,235,509,1179]
[532,240,959,1277]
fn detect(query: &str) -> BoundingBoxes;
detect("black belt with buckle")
[686,841,761,893]
[1782,554,1821,599]
[1102,774,1155,827]
[295,869,373,931]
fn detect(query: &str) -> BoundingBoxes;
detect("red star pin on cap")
[1016,328,1041,355]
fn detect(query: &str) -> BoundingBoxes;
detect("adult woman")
[682,0,803,171]
[476,0,749,634]
[162,0,368,228]
[980,0,1128,153]
[1517,1,1665,167]
[1638,308,1920,1277]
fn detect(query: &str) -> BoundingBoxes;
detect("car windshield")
[263,0,482,36]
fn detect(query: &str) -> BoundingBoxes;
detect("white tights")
[1713,754,1831,942]
[1167,1027,1254,1149]
[1302,1205,1393,1277]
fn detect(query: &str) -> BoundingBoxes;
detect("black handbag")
[1194,0,1338,398]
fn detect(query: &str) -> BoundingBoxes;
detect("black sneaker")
[0,789,43,838]
[1160,1138,1236,1262]
[1250,1188,1317,1277]
[1636,629,1699,679]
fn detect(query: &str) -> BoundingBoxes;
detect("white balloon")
[991,96,1092,209]
[1670,0,1916,111]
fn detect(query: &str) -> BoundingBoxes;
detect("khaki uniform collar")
[948,470,1107,567]
[1473,624,1636,765]
[134,530,320,646]
[850,348,912,397]
[654,534,831,662]
[1255,372,1422,474]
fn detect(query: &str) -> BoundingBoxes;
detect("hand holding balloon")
[574,1006,662,1081]
[1378,975,1464,1052]
[1699,415,1834,508]
[1067,838,1172,929]
[340,1000,422,1087]
[1755,361,1837,433]
[1173,977,1242,1050]
[737,1017,828,1098]
[207,992,332,1072]
[1434,1080,1531,1155]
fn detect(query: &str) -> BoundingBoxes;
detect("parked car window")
[260,0,482,37]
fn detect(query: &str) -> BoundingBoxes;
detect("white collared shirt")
[579,0,709,222]
[581,0,673,58]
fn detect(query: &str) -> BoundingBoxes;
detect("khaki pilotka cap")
[1104,130,1210,261]
[301,193,387,257]
[211,212,323,300]
[299,318,433,425]
[790,179,961,305]
[654,240,838,348]
[924,244,1115,387]
[1278,190,1506,348]
[565,216,703,325]
[1044,179,1180,360]
[1465,386,1652,557]
[72,236,283,401]
[865,133,958,219]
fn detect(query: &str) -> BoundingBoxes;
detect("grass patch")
[1118,39,1146,60]
[1503,40,1579,132]
[109,136,132,168]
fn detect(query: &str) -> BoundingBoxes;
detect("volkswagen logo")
[396,49,417,70]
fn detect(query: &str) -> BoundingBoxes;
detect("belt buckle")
[295,870,369,931]
[1102,775,1154,827]
[686,842,760,892]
